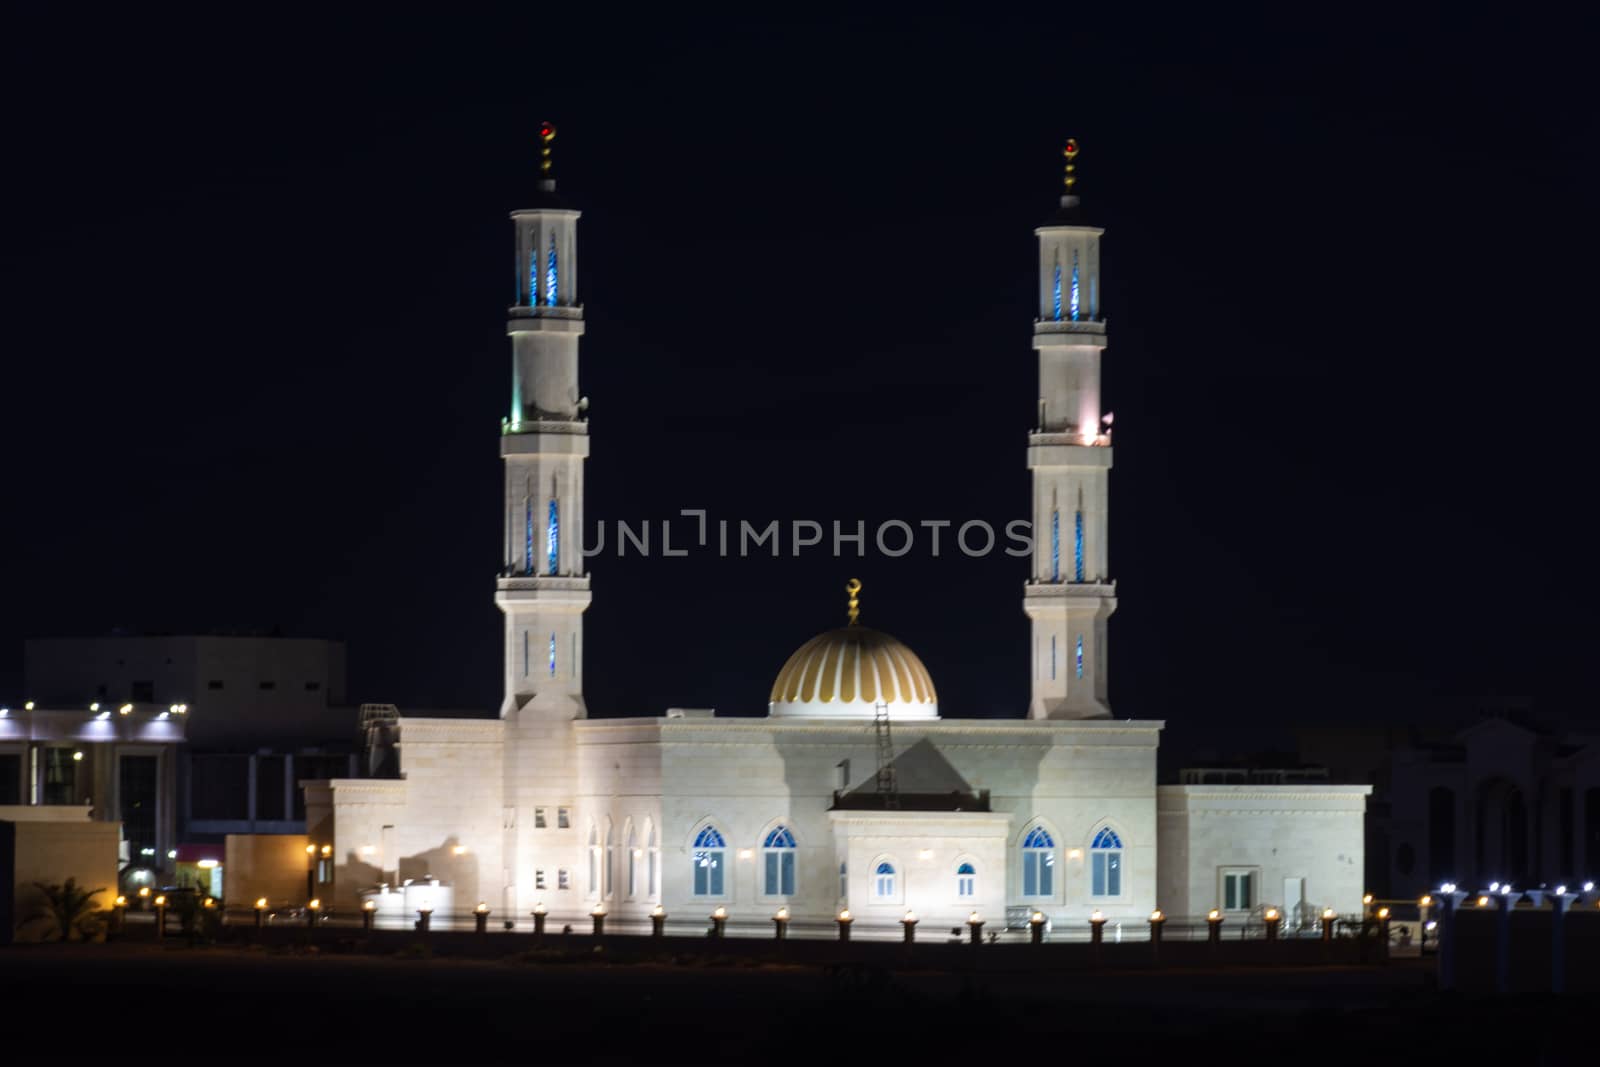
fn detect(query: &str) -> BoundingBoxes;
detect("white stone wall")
[829,810,1010,931]
[1156,785,1371,922]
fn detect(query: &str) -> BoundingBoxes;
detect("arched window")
[625,821,637,899]
[1091,826,1123,897]
[692,825,726,897]
[1075,635,1084,680]
[1073,509,1084,581]
[838,862,848,900]
[545,233,559,307]
[1069,249,1080,322]
[549,633,556,678]
[547,499,559,575]
[603,820,615,899]
[1023,826,1055,897]
[873,860,897,900]
[762,825,797,897]
[956,861,976,898]
[586,822,599,896]
[1050,509,1061,582]
[524,496,534,576]
[646,819,659,898]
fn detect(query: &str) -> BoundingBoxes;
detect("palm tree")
[31,877,109,943]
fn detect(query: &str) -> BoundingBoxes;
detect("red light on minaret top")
[539,122,556,142]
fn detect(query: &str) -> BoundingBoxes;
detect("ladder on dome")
[873,701,899,808]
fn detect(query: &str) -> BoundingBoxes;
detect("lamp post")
[591,904,606,937]
[1148,910,1165,963]
[305,843,317,904]
[1361,893,1374,919]
[1088,909,1106,946]
[532,903,547,938]
[416,902,432,932]
[111,896,127,937]
[967,911,984,945]
[1320,907,1337,942]
[154,895,167,940]
[836,908,853,942]
[1375,906,1391,963]
[650,904,665,938]
[709,905,727,939]
[306,898,321,929]
[773,906,790,941]
[1206,909,1223,946]
[1264,907,1281,943]
[475,902,490,935]
[254,897,268,929]
[138,886,151,911]
[1029,910,1046,945]
[362,899,376,932]
[901,910,919,944]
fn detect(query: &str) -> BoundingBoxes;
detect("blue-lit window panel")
[547,499,559,576]
[873,861,896,900]
[530,236,540,306]
[546,234,558,307]
[1074,510,1084,582]
[763,825,797,896]
[1053,260,1062,322]
[1091,826,1122,898]
[1023,826,1055,897]
[549,633,557,677]
[1090,273,1098,320]
[1051,509,1061,582]
[694,826,726,849]
[957,862,976,898]
[1076,635,1084,680]
[525,498,534,576]
[1091,827,1122,849]
[693,825,726,897]
[1069,250,1080,321]
[763,826,796,849]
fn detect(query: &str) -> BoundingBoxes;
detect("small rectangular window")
[535,869,546,890]
[534,807,547,829]
[1222,869,1255,911]
[207,680,224,690]
[557,869,570,890]
[557,807,570,829]
[259,681,276,691]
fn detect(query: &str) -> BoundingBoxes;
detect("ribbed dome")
[768,626,939,720]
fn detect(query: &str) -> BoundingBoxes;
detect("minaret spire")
[846,578,862,626]
[1025,138,1115,719]
[538,121,557,192]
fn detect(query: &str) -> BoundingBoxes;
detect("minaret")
[1024,139,1115,719]
[497,121,590,718]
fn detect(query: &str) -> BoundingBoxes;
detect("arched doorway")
[1476,778,1529,884]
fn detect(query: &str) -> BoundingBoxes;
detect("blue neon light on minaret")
[525,498,534,576]
[546,234,558,306]
[1051,509,1060,582]
[1074,510,1084,582]
[1053,261,1062,322]
[1069,250,1080,322]
[1075,635,1084,679]
[547,499,559,576]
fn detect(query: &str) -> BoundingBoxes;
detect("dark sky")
[2,11,1592,764]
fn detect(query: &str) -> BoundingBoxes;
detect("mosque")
[299,131,1369,936]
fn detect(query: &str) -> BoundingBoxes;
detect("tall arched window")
[545,233,559,307]
[873,860,897,900]
[956,861,976,898]
[692,825,726,897]
[586,822,599,896]
[646,819,659,898]
[1075,635,1084,680]
[603,820,615,899]
[1050,509,1061,582]
[1023,826,1055,897]
[1069,249,1081,322]
[1091,826,1123,897]
[549,633,556,677]
[547,499,559,576]
[838,862,848,900]
[1073,509,1084,581]
[625,821,638,899]
[762,825,797,897]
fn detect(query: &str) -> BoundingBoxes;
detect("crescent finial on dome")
[846,578,862,626]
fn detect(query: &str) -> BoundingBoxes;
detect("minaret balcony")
[1024,580,1116,599]
[1032,319,1106,346]
[507,305,585,334]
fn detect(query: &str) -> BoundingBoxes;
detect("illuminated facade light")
[197,859,219,869]
[547,499,559,575]
[1073,510,1084,581]
[546,234,558,307]
[1050,509,1060,581]
[1069,250,1080,322]
[71,750,84,761]
[118,703,133,715]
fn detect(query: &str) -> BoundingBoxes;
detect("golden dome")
[768,626,939,720]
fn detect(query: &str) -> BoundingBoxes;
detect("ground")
[0,943,1590,1063]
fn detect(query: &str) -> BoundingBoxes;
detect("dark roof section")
[830,789,991,812]
[1041,194,1086,227]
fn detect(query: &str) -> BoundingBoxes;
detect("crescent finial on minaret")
[539,122,557,180]
[846,578,862,626]
[1062,138,1080,195]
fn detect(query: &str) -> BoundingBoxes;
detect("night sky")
[3,11,1591,767]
